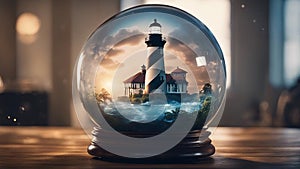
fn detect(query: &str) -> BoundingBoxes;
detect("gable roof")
[166,74,176,83]
[172,67,187,73]
[123,72,145,83]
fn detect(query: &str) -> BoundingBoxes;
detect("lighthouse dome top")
[149,19,162,34]
[149,19,161,27]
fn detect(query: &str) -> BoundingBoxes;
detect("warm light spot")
[13,118,17,122]
[7,116,11,119]
[104,81,112,89]
[16,12,41,36]
[23,138,39,144]
[98,80,113,93]
[0,76,4,92]
[20,106,25,111]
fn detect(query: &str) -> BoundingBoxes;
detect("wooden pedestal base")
[87,128,215,163]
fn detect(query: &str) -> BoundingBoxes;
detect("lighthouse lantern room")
[149,19,161,34]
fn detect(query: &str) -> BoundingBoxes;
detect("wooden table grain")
[0,127,299,169]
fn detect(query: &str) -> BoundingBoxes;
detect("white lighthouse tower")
[144,19,166,94]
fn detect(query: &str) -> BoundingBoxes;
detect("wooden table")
[0,127,299,169]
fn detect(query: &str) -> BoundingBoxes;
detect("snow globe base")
[87,127,215,163]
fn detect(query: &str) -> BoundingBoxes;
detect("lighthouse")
[144,19,167,94]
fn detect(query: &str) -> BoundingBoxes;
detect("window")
[284,0,300,87]
[270,0,300,87]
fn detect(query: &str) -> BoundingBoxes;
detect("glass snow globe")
[73,4,226,162]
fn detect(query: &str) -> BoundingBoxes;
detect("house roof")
[166,74,176,83]
[172,67,187,73]
[123,72,145,83]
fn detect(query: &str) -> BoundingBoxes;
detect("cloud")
[168,25,214,56]
[113,29,142,43]
[100,30,142,48]
[101,58,119,69]
[166,37,197,65]
[165,37,210,86]
[84,27,143,57]
[116,34,145,46]
[106,48,124,57]
[164,22,226,88]
[90,28,145,71]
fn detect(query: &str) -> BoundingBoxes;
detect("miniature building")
[168,67,188,93]
[123,66,188,97]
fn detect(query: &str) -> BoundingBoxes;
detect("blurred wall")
[221,0,270,126]
[70,0,120,126]
[16,0,52,91]
[51,0,120,126]
[50,0,72,125]
[0,0,16,82]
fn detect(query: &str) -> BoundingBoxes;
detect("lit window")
[284,0,300,87]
